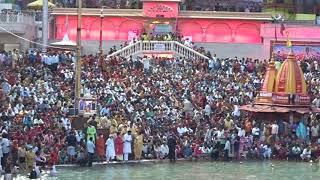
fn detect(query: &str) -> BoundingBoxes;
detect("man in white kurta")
[123,130,132,162]
[105,136,115,162]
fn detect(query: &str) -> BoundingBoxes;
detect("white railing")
[0,13,35,24]
[107,40,209,60]
[173,41,209,60]
[107,41,141,58]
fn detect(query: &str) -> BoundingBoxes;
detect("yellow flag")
[286,31,292,48]
[286,39,292,48]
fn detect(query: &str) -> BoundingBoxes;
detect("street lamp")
[271,14,284,59]
[271,14,284,43]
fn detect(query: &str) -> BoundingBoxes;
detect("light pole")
[75,0,82,113]
[271,14,284,43]
[271,14,284,59]
[42,0,49,52]
[99,7,105,54]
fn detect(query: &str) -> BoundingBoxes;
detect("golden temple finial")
[286,31,293,52]
[268,52,276,67]
[270,52,275,62]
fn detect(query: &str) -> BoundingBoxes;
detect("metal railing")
[107,40,209,60]
[0,12,35,24]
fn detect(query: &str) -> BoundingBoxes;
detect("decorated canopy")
[241,51,319,114]
[27,0,55,9]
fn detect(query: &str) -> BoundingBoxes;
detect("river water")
[8,161,320,180]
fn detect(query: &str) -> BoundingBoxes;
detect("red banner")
[272,93,310,106]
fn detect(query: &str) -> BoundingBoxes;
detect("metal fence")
[0,12,35,24]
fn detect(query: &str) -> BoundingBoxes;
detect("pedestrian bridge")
[106,41,209,60]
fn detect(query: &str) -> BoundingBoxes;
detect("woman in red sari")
[114,132,123,161]
[96,134,106,162]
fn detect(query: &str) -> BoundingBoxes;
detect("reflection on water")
[7,161,320,180]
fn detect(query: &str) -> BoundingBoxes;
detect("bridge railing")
[0,12,35,24]
[173,41,209,60]
[106,41,141,58]
[106,40,209,60]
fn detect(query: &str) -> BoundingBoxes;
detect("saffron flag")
[286,39,292,48]
[286,31,292,48]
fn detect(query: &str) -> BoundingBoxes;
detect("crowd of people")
[0,38,319,178]
[108,32,211,58]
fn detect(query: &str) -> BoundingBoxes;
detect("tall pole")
[42,0,49,52]
[99,7,104,54]
[75,0,82,113]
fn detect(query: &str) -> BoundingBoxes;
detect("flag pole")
[42,0,49,52]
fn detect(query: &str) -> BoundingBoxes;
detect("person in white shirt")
[291,145,301,160]
[61,116,71,131]
[160,142,169,159]
[184,38,192,47]
[33,117,44,125]
[204,104,211,117]
[300,146,312,161]
[271,122,279,136]
[177,125,186,137]
[201,146,212,154]
[143,57,150,74]
[263,144,272,159]
[123,130,132,162]
[252,126,260,141]
[235,125,246,137]
[232,105,240,117]
[105,135,115,163]
[208,59,214,71]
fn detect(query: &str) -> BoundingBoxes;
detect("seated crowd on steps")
[0,46,319,177]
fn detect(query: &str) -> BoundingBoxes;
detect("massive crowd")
[0,40,320,177]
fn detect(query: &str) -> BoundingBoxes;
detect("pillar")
[42,0,48,52]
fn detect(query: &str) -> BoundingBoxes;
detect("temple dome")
[255,51,310,107]
[256,57,277,104]
[261,58,277,93]
[274,52,307,94]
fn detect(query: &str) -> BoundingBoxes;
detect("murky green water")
[10,161,320,180]
[57,161,320,180]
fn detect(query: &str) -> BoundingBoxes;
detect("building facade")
[0,12,37,52]
[50,0,320,59]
